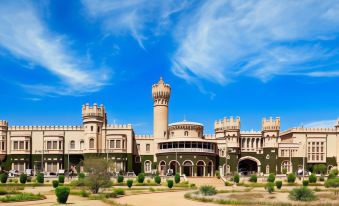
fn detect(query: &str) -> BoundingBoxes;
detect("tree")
[83,158,113,194]
[313,164,326,175]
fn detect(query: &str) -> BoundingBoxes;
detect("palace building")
[0,77,338,176]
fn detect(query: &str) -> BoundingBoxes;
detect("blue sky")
[0,0,339,134]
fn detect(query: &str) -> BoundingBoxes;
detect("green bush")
[199,185,217,196]
[302,180,309,186]
[324,178,339,188]
[127,179,133,188]
[216,170,220,179]
[78,172,85,179]
[233,173,240,183]
[52,180,59,188]
[0,193,45,202]
[265,182,275,194]
[114,188,125,195]
[36,173,44,183]
[167,180,174,189]
[308,173,316,183]
[313,164,326,175]
[289,187,316,201]
[27,176,32,182]
[13,179,18,184]
[319,176,325,182]
[267,173,275,183]
[0,173,8,183]
[58,175,65,183]
[225,181,233,186]
[55,186,70,204]
[249,174,257,183]
[117,175,124,183]
[330,168,338,176]
[19,174,27,184]
[137,173,145,183]
[174,174,180,184]
[275,180,282,189]
[328,173,336,179]
[80,189,89,197]
[154,175,161,184]
[282,168,287,174]
[70,179,85,186]
[287,173,296,183]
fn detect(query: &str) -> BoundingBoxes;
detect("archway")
[169,161,180,175]
[238,156,261,176]
[182,161,193,176]
[197,161,205,176]
[159,161,166,176]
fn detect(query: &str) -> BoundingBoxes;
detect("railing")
[157,148,216,154]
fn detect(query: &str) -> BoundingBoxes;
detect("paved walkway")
[187,177,225,188]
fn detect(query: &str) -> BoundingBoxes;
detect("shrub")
[225,181,233,186]
[114,188,125,195]
[199,185,217,196]
[27,176,32,182]
[0,173,8,183]
[127,179,133,188]
[324,178,339,188]
[267,173,275,183]
[13,179,18,184]
[167,180,174,189]
[55,186,70,204]
[19,174,27,184]
[328,173,336,179]
[282,168,287,174]
[154,175,161,184]
[117,175,124,183]
[302,180,309,186]
[313,164,326,175]
[216,170,220,179]
[265,182,275,194]
[70,179,85,186]
[58,175,65,183]
[330,168,338,176]
[36,173,44,183]
[319,176,325,182]
[275,180,282,189]
[0,193,45,202]
[309,173,317,183]
[233,173,240,183]
[80,189,89,197]
[52,180,59,188]
[137,173,145,183]
[249,174,257,183]
[287,173,296,183]
[78,172,85,179]
[289,187,316,201]
[174,174,180,184]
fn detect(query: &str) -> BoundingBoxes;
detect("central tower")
[152,77,171,139]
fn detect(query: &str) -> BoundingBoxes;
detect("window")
[144,161,152,173]
[266,165,270,174]
[47,162,58,172]
[25,141,29,150]
[13,162,25,172]
[53,141,58,149]
[1,141,4,150]
[97,126,100,132]
[13,141,18,150]
[47,141,52,149]
[116,140,121,148]
[137,144,140,151]
[184,131,188,136]
[135,156,141,163]
[80,140,84,149]
[307,140,325,163]
[146,144,150,152]
[281,160,292,173]
[91,126,93,131]
[19,141,24,150]
[89,138,95,149]
[109,140,114,148]
[122,140,125,149]
[70,140,75,149]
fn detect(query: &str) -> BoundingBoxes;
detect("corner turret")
[262,117,280,148]
[0,120,8,161]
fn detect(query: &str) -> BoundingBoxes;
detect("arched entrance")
[159,161,166,176]
[182,161,193,176]
[197,161,205,176]
[169,161,180,175]
[238,156,261,176]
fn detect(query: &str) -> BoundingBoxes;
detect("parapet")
[135,134,153,139]
[106,124,132,130]
[215,116,240,131]
[152,77,171,101]
[204,134,216,139]
[82,103,106,120]
[0,120,8,127]
[9,125,83,131]
[262,117,280,131]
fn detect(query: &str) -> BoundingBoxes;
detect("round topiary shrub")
[265,182,275,194]
[137,173,145,183]
[55,186,70,204]
[309,173,317,183]
[319,176,325,182]
[53,180,59,188]
[37,173,44,183]
[127,179,133,188]
[58,175,65,183]
[215,170,220,179]
[233,173,240,183]
[154,175,161,184]
[0,173,8,183]
[289,187,316,201]
[267,173,275,183]
[117,175,124,183]
[174,174,180,184]
[78,172,85,180]
[167,180,174,189]
[114,188,125,195]
[287,173,296,183]
[19,173,27,184]
[249,174,257,183]
[302,180,309,186]
[199,185,217,196]
[275,180,282,189]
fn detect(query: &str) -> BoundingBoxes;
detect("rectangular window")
[47,141,52,149]
[25,141,29,150]
[110,140,114,148]
[116,140,121,148]
[137,144,140,151]
[19,141,24,150]
[59,141,62,150]
[14,141,18,150]
[146,144,150,152]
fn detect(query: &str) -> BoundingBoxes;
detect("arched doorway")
[182,161,193,176]
[197,161,205,176]
[159,161,166,175]
[238,156,261,176]
[169,161,180,175]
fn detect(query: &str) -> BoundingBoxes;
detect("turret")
[82,103,106,152]
[152,77,171,139]
[335,118,339,132]
[262,117,280,148]
[215,116,240,138]
[0,120,8,161]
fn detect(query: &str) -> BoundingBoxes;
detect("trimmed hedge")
[167,180,174,189]
[309,173,317,183]
[265,182,275,194]
[233,173,240,183]
[36,173,44,183]
[289,187,315,201]
[287,173,296,183]
[249,174,257,183]
[55,186,70,204]
[19,174,27,184]
[127,179,133,188]
[302,180,309,186]
[267,173,275,183]
[0,173,8,183]
[117,175,124,183]
[58,175,65,183]
[137,173,145,183]
[154,175,161,184]
[275,180,282,189]
[78,173,85,179]
[199,185,217,196]
[174,174,180,184]
[324,178,339,188]
[53,180,59,188]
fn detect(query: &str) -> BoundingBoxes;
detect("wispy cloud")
[303,119,337,128]
[172,1,339,85]
[0,1,111,96]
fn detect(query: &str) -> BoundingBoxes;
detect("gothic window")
[266,165,270,174]
[144,161,152,173]
[70,140,75,149]
[281,160,292,173]
[80,140,84,149]
[146,144,150,152]
[184,131,188,136]
[137,144,140,151]
[89,138,95,149]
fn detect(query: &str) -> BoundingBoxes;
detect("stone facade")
[0,78,338,176]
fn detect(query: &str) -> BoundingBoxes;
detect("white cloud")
[0,1,111,96]
[303,119,337,128]
[172,0,339,85]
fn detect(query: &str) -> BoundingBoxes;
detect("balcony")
[157,148,216,154]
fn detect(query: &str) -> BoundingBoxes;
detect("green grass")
[0,193,45,202]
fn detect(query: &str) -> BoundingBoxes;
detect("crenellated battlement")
[135,134,153,139]
[82,103,106,119]
[215,116,240,131]
[204,134,216,139]
[106,124,132,129]
[9,125,83,131]
[262,117,280,131]
[281,127,336,135]
[0,120,8,128]
[152,77,171,105]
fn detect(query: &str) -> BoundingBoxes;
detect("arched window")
[135,156,141,163]
[89,138,95,149]
[144,161,152,173]
[266,165,270,174]
[80,140,84,149]
[184,131,188,136]
[281,160,292,173]
[70,140,75,149]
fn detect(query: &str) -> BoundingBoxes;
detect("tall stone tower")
[82,103,106,152]
[262,117,280,148]
[0,120,8,162]
[152,77,171,139]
